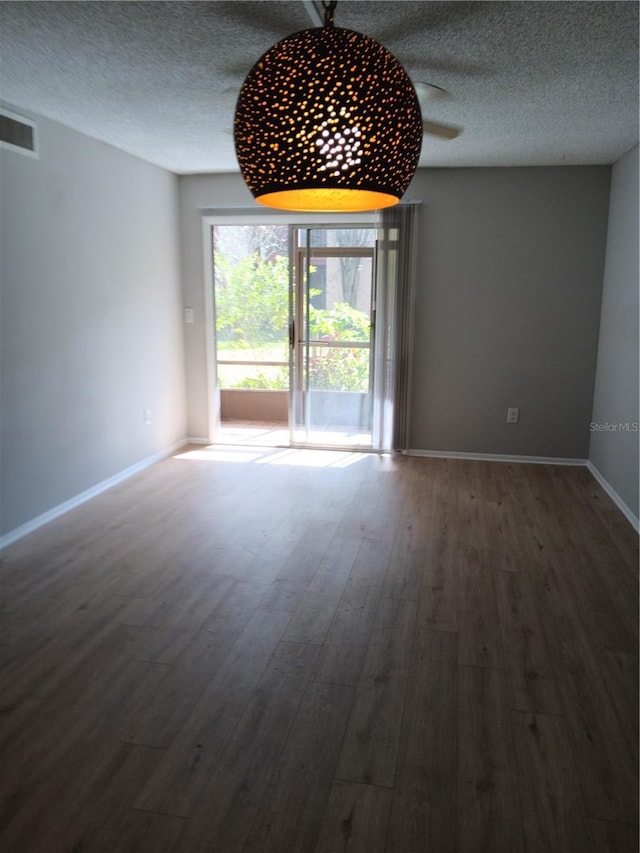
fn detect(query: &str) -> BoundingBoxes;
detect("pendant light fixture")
[234,1,423,212]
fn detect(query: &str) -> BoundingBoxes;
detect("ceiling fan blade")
[422,120,462,140]
[414,82,450,102]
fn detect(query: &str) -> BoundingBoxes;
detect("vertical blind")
[373,203,419,452]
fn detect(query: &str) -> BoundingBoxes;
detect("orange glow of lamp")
[234,0,423,212]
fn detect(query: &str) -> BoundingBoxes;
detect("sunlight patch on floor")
[174,444,370,468]
[215,420,372,450]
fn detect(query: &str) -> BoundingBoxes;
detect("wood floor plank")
[0,742,170,852]
[551,544,638,654]
[0,779,76,851]
[283,533,362,645]
[512,710,595,853]
[1,653,171,800]
[312,580,382,686]
[333,460,401,543]
[590,819,639,853]
[576,549,638,653]
[471,462,533,570]
[418,532,459,632]
[313,780,391,853]
[528,470,637,652]
[558,466,639,578]
[494,569,562,714]
[260,578,307,612]
[457,665,524,853]
[525,546,581,620]
[275,521,341,585]
[121,607,291,749]
[457,549,504,669]
[386,764,453,853]
[133,607,291,818]
[381,512,428,601]
[99,809,185,852]
[548,616,638,824]
[335,597,416,787]
[0,597,147,709]
[242,680,354,853]
[398,629,458,766]
[347,536,394,588]
[387,630,457,853]
[592,649,638,765]
[129,579,272,677]
[171,641,320,853]
[240,523,308,586]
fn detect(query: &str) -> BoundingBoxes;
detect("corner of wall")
[588,145,639,524]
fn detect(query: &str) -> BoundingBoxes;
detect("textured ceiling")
[0,1,637,174]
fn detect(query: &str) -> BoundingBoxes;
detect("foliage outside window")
[214,226,371,392]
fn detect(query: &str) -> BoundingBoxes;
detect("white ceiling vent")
[0,108,38,157]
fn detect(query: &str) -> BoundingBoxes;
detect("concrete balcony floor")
[217,419,372,449]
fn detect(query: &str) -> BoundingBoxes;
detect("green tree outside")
[214,226,371,392]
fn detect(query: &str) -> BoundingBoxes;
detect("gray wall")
[409,167,611,457]
[1,110,186,536]
[179,167,610,458]
[179,174,255,438]
[590,146,639,520]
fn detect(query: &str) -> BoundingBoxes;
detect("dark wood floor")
[0,446,637,852]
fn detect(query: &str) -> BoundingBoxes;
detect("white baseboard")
[586,461,639,532]
[0,439,189,551]
[407,449,588,466]
[185,437,212,445]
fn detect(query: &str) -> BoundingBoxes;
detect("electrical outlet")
[507,407,519,424]
[184,307,195,324]
[143,408,152,425]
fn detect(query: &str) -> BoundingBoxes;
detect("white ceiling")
[0,1,637,175]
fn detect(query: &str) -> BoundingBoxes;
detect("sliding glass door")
[291,227,377,448]
[209,218,382,451]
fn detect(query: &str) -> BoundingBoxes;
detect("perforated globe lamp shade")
[234,26,423,212]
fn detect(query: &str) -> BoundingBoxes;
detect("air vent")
[0,108,38,157]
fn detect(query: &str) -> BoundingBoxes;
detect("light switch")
[184,308,195,324]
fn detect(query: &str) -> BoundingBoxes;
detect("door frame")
[201,211,377,445]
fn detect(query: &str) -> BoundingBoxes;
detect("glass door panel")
[212,224,290,445]
[291,227,376,448]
